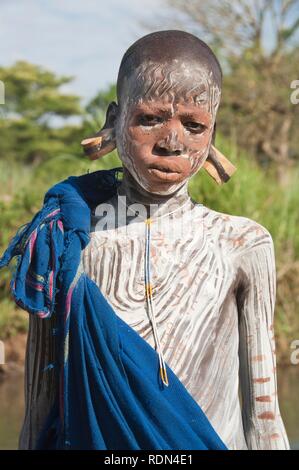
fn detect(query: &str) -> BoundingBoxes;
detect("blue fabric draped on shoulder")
[0,167,228,450]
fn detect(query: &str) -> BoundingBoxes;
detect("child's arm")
[237,231,290,450]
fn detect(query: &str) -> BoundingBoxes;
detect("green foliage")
[0,298,28,338]
[1,61,82,120]
[0,61,83,164]
[218,47,299,174]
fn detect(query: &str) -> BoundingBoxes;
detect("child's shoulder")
[200,204,273,254]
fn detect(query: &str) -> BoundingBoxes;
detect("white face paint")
[115,60,221,195]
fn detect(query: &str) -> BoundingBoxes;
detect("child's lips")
[147,156,190,176]
[147,158,189,182]
[148,167,185,182]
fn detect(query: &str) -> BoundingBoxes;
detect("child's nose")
[155,130,185,156]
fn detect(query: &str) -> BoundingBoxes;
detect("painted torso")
[81,190,290,450]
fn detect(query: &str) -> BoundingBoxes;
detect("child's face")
[115,64,219,195]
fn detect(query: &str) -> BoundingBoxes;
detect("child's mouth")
[152,167,176,173]
[148,165,184,182]
[147,156,189,182]
[149,168,181,182]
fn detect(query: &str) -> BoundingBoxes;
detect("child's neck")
[117,166,192,219]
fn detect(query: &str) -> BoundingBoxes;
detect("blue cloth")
[0,167,228,450]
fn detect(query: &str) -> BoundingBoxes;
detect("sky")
[0,0,286,105]
[0,0,176,102]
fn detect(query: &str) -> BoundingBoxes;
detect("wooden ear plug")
[81,128,116,161]
[81,134,236,184]
[203,145,237,184]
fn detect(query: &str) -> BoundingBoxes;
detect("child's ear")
[81,101,118,160]
[202,122,237,184]
[103,101,118,129]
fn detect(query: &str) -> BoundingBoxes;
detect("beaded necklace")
[117,193,191,387]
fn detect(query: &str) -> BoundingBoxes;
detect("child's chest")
[81,218,238,331]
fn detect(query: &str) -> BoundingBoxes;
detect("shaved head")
[117,30,222,112]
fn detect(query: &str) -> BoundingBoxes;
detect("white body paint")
[18,187,290,451]
[80,192,290,450]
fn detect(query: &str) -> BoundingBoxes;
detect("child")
[0,30,290,450]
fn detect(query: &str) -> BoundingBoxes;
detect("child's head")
[104,30,222,195]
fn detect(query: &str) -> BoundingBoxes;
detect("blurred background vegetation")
[0,0,299,364]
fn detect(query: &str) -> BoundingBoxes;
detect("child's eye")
[183,121,206,134]
[138,114,163,126]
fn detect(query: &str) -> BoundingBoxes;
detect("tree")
[0,61,83,164]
